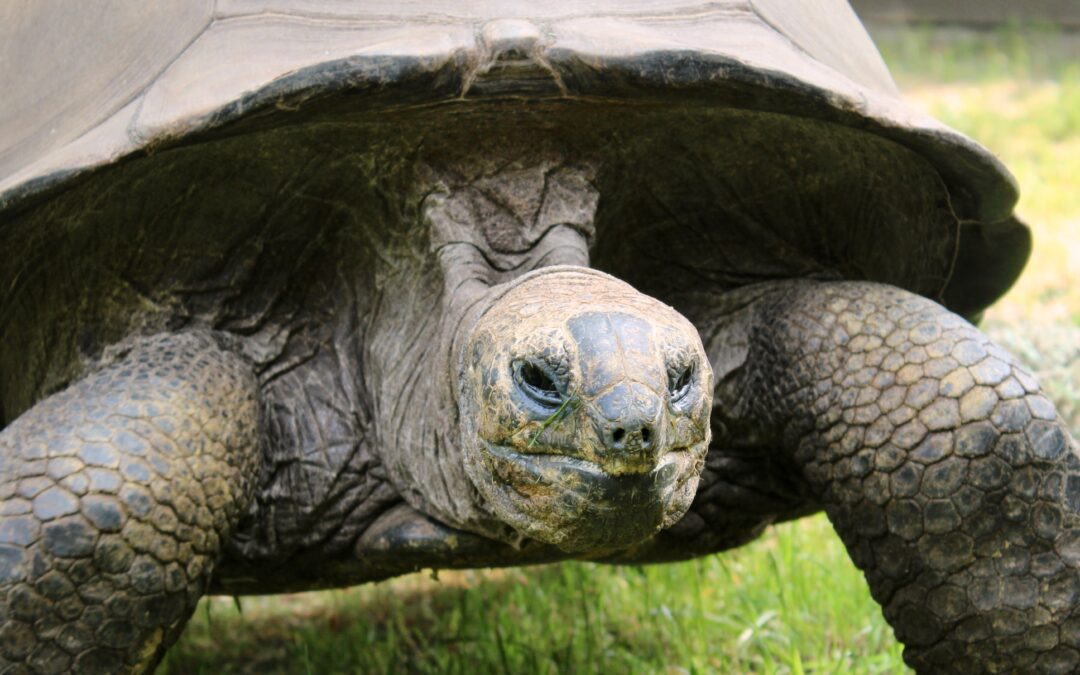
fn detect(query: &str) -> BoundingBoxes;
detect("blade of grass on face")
[528,396,579,447]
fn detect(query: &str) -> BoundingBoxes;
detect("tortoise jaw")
[476,441,703,553]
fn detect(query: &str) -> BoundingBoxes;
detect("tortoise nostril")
[608,424,654,451]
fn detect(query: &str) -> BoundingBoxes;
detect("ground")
[161,25,1080,675]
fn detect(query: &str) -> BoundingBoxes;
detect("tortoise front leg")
[710,280,1080,674]
[0,332,261,674]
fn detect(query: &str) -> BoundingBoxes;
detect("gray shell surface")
[0,1,1029,398]
[0,1,1012,214]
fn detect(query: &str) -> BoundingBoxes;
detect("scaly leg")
[0,332,261,674]
[711,280,1080,674]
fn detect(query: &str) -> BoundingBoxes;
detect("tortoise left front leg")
[0,332,261,674]
[707,280,1080,674]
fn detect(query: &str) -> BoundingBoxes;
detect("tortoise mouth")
[476,441,702,553]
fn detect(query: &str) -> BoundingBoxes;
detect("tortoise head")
[458,267,712,553]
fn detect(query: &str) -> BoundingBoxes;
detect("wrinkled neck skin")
[375,152,598,546]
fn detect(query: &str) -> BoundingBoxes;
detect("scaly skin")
[0,333,260,674]
[714,281,1080,674]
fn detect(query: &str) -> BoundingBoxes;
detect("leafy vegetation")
[164,25,1080,674]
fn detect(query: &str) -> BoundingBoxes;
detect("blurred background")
[852,0,1080,30]
[163,7,1080,674]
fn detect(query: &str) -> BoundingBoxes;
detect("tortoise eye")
[669,364,694,403]
[515,361,563,409]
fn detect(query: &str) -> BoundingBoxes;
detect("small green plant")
[528,395,581,448]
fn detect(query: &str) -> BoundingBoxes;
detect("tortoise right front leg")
[0,332,261,674]
[706,281,1080,673]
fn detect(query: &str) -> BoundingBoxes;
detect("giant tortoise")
[0,2,1074,673]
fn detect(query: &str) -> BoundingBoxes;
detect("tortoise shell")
[0,0,1029,424]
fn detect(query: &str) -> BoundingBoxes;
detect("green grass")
[163,517,905,674]
[164,25,1080,674]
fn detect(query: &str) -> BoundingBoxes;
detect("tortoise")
[0,1,1076,673]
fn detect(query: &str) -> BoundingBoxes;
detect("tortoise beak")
[479,442,696,553]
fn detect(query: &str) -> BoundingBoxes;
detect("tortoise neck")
[423,151,599,309]
[376,153,602,541]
